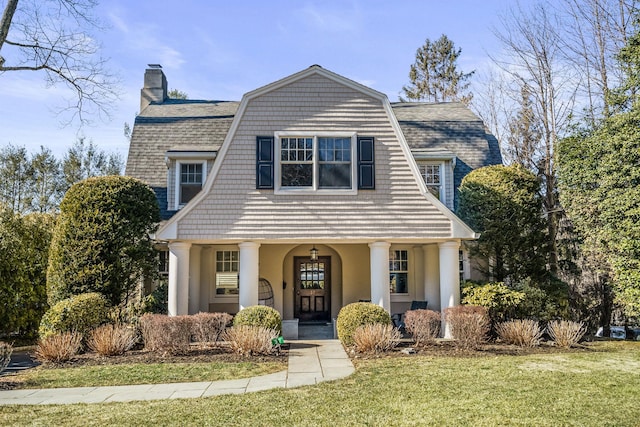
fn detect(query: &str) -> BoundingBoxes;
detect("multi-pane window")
[389,250,408,293]
[419,163,442,199]
[281,137,313,187]
[318,137,351,188]
[215,251,239,295]
[279,135,353,190]
[179,163,203,204]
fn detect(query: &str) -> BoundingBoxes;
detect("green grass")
[6,361,285,389]
[1,341,639,426]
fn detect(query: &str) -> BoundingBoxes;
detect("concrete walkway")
[0,340,354,405]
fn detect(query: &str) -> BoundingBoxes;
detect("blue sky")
[0,0,514,160]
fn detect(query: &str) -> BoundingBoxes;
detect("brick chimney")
[140,64,168,112]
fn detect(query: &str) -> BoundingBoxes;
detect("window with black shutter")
[357,137,375,189]
[256,136,274,189]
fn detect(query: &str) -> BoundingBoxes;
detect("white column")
[199,246,213,313]
[439,240,460,338]
[239,241,260,310]
[423,244,440,311]
[188,245,202,314]
[369,241,391,312]
[168,241,191,316]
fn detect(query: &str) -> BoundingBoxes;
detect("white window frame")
[174,160,207,208]
[274,131,358,195]
[389,249,409,295]
[214,250,239,298]
[418,161,446,205]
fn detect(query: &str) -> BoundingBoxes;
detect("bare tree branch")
[0,0,120,126]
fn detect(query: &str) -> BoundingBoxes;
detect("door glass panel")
[299,261,325,289]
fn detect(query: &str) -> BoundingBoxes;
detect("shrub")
[444,305,490,349]
[462,282,525,324]
[336,302,392,346]
[38,292,110,339]
[192,312,233,344]
[352,324,401,353]
[142,280,168,314]
[0,342,12,374]
[404,309,441,346]
[496,319,543,347]
[548,320,586,348]
[0,210,53,339]
[225,325,279,356]
[87,324,138,356]
[139,314,192,354]
[46,175,160,307]
[233,306,282,334]
[35,332,83,363]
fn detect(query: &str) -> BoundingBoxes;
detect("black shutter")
[256,136,274,189]
[357,137,375,189]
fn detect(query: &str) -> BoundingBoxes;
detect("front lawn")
[2,361,285,389]
[1,341,638,426]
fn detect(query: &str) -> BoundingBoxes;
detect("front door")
[294,256,331,322]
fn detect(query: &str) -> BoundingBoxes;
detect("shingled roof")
[126,96,501,217]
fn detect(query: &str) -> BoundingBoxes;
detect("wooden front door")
[294,256,331,322]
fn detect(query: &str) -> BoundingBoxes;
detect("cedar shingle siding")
[126,68,501,237]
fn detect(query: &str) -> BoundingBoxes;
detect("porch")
[165,241,462,337]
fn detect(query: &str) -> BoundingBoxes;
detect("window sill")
[390,294,413,303]
[274,187,358,196]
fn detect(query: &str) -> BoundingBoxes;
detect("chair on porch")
[391,300,428,332]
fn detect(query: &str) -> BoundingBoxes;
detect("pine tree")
[401,34,474,104]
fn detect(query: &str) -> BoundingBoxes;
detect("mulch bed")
[348,339,593,360]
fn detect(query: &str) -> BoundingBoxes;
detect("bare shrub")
[444,305,490,350]
[35,332,83,363]
[496,319,543,347]
[87,324,138,356]
[225,325,278,356]
[352,323,401,353]
[139,314,192,354]
[404,309,441,346]
[0,342,12,373]
[548,320,586,348]
[191,312,233,345]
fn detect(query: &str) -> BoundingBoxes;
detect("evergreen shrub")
[38,292,110,339]
[233,306,282,334]
[336,302,391,346]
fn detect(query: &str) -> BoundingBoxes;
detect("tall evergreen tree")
[401,34,474,105]
[558,19,640,318]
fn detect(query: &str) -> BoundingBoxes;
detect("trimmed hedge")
[233,306,282,334]
[38,292,110,339]
[46,175,160,307]
[336,302,391,346]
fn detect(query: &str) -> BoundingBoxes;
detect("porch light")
[310,246,319,261]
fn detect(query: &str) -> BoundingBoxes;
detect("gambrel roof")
[127,96,500,190]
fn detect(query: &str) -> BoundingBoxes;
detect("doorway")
[294,256,331,322]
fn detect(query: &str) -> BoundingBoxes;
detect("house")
[125,64,502,337]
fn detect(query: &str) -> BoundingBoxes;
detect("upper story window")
[176,160,207,206]
[419,163,442,199]
[275,132,357,194]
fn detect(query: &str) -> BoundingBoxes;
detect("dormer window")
[179,162,204,204]
[419,163,442,199]
[166,149,216,209]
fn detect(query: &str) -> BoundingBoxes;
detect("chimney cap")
[147,64,162,69]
